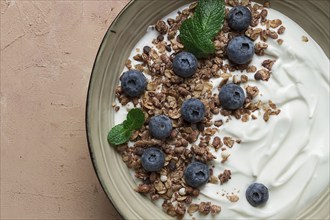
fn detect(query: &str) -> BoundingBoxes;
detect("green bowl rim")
[85,0,136,218]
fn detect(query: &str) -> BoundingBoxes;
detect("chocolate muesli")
[107,0,330,219]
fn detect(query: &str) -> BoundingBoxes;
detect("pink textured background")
[0,1,129,219]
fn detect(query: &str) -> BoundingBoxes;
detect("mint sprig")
[124,108,145,130]
[179,0,225,58]
[107,124,133,146]
[108,108,145,146]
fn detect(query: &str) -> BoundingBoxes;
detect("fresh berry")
[173,51,198,78]
[219,83,245,110]
[246,183,269,207]
[149,115,173,139]
[227,36,254,65]
[120,70,147,97]
[141,147,165,172]
[227,6,252,31]
[184,162,210,188]
[181,99,205,123]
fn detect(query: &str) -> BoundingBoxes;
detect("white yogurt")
[114,3,330,219]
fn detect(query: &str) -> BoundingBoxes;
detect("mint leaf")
[180,0,225,58]
[180,19,216,58]
[108,124,133,145]
[194,0,226,38]
[124,108,145,130]
[107,108,145,146]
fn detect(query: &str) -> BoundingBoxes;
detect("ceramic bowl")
[86,0,329,219]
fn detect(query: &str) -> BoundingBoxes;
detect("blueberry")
[141,147,165,172]
[173,51,198,78]
[246,183,269,207]
[219,83,245,110]
[181,99,205,123]
[120,70,147,97]
[184,162,210,188]
[148,115,173,139]
[227,6,252,32]
[227,36,254,65]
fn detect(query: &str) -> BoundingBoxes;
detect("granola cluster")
[113,0,284,218]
